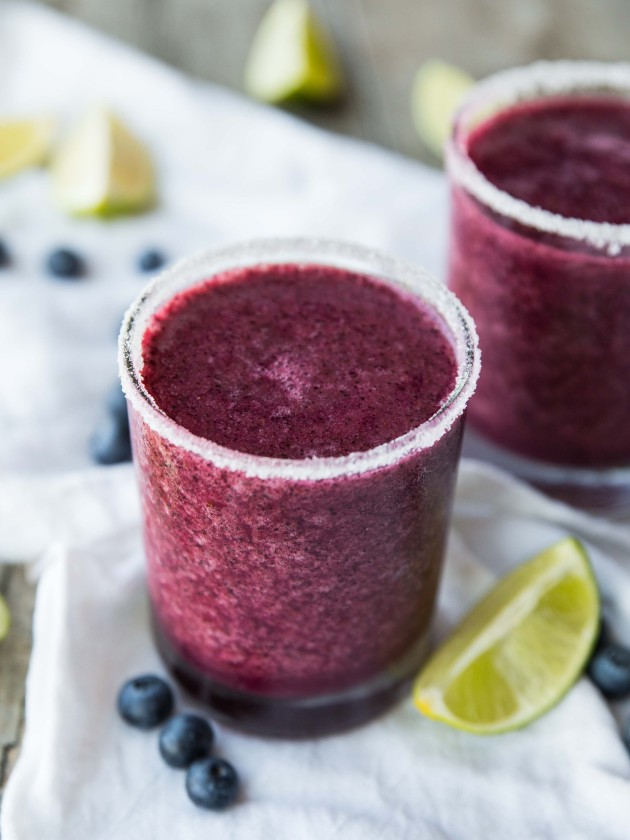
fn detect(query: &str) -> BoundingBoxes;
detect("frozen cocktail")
[120,239,479,736]
[448,62,630,510]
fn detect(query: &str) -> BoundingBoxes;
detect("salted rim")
[119,238,480,482]
[447,60,630,255]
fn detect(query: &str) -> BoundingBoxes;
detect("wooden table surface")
[3,0,630,818]
[38,0,630,161]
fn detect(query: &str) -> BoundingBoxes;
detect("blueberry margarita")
[119,240,479,737]
[448,62,630,508]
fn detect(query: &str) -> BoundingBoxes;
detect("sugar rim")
[119,238,480,482]
[448,60,630,254]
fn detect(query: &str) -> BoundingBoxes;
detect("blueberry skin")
[186,757,239,810]
[137,249,166,273]
[0,239,11,267]
[159,713,214,769]
[47,248,85,279]
[90,412,132,465]
[588,643,630,699]
[117,675,174,729]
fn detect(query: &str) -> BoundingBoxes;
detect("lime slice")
[0,594,10,643]
[52,108,155,216]
[414,537,600,734]
[244,0,343,105]
[411,60,473,159]
[0,117,56,179]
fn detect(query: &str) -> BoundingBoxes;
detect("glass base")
[463,427,630,517]
[152,613,429,738]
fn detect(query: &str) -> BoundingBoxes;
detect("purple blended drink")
[120,239,479,736]
[448,62,630,511]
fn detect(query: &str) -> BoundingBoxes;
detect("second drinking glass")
[448,61,630,512]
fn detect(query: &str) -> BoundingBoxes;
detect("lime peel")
[0,117,56,179]
[411,59,473,159]
[244,0,343,105]
[51,107,155,217]
[414,537,600,734]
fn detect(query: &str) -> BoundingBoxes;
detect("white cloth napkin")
[2,4,630,839]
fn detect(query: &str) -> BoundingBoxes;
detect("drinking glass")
[448,61,630,512]
[120,239,480,736]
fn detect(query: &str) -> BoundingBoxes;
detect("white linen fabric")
[1,4,630,839]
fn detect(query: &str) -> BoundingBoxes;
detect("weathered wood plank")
[0,566,36,805]
[318,0,395,149]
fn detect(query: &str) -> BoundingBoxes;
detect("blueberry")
[588,643,630,698]
[137,249,166,273]
[159,713,214,769]
[0,239,11,267]
[186,757,239,810]
[47,248,85,279]
[106,381,129,423]
[117,674,174,729]
[90,412,131,465]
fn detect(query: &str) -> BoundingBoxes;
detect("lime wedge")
[411,60,473,159]
[414,537,600,734]
[244,0,343,105]
[0,117,56,179]
[0,594,10,643]
[52,108,155,217]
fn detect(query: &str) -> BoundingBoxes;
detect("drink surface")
[468,95,630,223]
[141,263,457,459]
